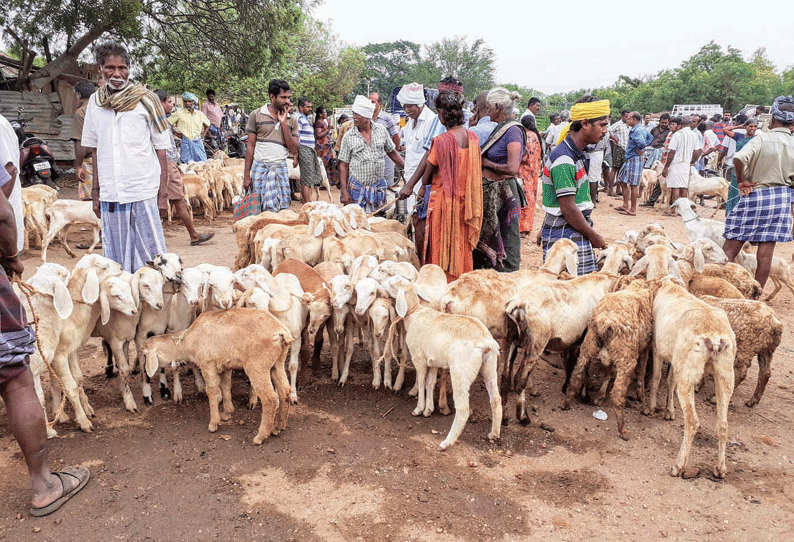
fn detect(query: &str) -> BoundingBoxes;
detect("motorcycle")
[10,118,60,189]
[224,129,247,158]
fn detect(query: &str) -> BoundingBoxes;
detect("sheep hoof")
[745,399,758,408]
[439,406,452,416]
[438,441,451,450]
[208,423,218,433]
[57,412,71,423]
[248,400,257,410]
[670,466,681,477]
[519,416,531,426]
[338,380,346,388]
[220,412,232,422]
[664,411,674,421]
[712,465,726,479]
[105,366,116,379]
[709,395,717,405]
[253,435,265,445]
[143,396,153,406]
[79,421,94,433]
[46,427,58,439]
[411,408,422,417]
[561,401,571,411]
[160,385,171,401]
[619,431,630,441]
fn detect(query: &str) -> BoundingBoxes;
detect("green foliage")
[422,36,495,96]
[353,40,423,100]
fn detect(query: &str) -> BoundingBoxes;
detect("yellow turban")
[556,99,611,145]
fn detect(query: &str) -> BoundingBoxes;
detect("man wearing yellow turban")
[540,96,610,274]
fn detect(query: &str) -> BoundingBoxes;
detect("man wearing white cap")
[338,96,405,212]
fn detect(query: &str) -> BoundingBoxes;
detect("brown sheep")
[701,263,762,300]
[563,277,655,440]
[698,296,782,407]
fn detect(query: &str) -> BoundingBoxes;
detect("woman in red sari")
[417,91,483,281]
[314,106,339,186]
[518,114,543,235]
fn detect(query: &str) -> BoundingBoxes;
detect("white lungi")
[666,162,689,189]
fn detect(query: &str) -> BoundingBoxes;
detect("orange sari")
[518,129,542,233]
[425,130,483,282]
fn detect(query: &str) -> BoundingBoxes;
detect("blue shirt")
[470,116,498,148]
[625,124,653,158]
[297,113,315,147]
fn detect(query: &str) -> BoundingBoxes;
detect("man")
[607,110,630,196]
[0,115,25,254]
[690,114,701,130]
[155,89,214,245]
[644,113,670,167]
[243,79,300,213]
[468,90,499,147]
[641,117,679,207]
[546,110,570,154]
[521,97,541,123]
[369,92,400,187]
[643,113,657,130]
[296,97,323,203]
[71,81,97,201]
[201,88,224,148]
[169,92,211,163]
[722,95,794,288]
[82,41,171,272]
[616,112,653,216]
[334,115,352,154]
[661,115,697,214]
[540,97,609,274]
[338,95,405,212]
[0,187,90,517]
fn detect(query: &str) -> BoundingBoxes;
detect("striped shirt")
[297,113,316,147]
[542,136,593,216]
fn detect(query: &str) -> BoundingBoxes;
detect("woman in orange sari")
[518,114,543,235]
[417,91,483,281]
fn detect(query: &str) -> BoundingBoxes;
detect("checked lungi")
[101,197,167,273]
[723,186,793,243]
[617,154,644,187]
[644,147,663,168]
[251,159,291,213]
[180,137,207,163]
[348,175,387,213]
[540,210,597,275]
[0,268,36,385]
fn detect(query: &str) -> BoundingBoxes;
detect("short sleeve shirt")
[71,102,88,142]
[668,129,696,165]
[338,121,395,185]
[246,106,299,163]
[168,108,210,140]
[541,136,593,216]
[297,113,316,147]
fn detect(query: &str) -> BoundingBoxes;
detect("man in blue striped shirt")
[297,97,323,203]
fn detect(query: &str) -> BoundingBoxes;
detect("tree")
[422,36,495,96]
[353,40,423,100]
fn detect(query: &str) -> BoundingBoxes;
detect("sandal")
[30,466,90,517]
[617,209,636,216]
[190,232,215,246]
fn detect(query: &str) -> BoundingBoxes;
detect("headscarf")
[351,95,375,118]
[438,80,463,94]
[771,95,794,124]
[182,92,199,103]
[95,82,170,132]
[557,99,610,145]
[397,83,425,106]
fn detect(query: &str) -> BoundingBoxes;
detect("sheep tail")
[383,317,402,367]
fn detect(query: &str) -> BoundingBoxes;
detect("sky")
[311,0,793,95]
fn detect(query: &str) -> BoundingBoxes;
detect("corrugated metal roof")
[0,90,73,161]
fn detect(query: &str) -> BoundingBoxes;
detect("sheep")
[562,277,654,440]
[413,264,449,310]
[232,212,288,270]
[688,167,730,212]
[321,236,355,272]
[701,263,762,300]
[635,223,678,253]
[629,245,682,281]
[352,277,397,389]
[196,265,236,312]
[504,272,619,425]
[698,295,782,407]
[674,246,745,299]
[287,155,334,203]
[596,241,634,275]
[40,200,101,262]
[382,283,501,450]
[368,217,409,238]
[734,244,794,301]
[270,231,324,270]
[328,274,357,386]
[21,186,58,250]
[620,229,639,247]
[141,309,293,444]
[182,173,216,220]
[669,197,725,247]
[640,161,663,203]
[647,277,736,478]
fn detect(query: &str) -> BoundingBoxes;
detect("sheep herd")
[14,197,790,481]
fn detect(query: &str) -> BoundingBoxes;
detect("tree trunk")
[28,21,114,90]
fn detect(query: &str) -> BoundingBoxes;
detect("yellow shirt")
[168,108,210,140]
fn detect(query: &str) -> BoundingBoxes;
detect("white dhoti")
[666,162,689,189]
[587,150,603,182]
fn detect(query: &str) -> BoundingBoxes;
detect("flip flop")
[76,243,101,250]
[618,209,637,216]
[190,232,215,246]
[30,466,90,517]
[615,207,627,213]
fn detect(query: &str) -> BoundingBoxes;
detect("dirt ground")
[1,181,793,541]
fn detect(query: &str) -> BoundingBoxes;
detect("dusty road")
[1,185,792,541]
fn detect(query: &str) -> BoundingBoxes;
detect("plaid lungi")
[101,196,167,273]
[618,154,644,187]
[644,147,663,168]
[180,137,207,163]
[540,210,597,275]
[348,175,387,213]
[251,159,291,213]
[723,186,793,243]
[0,267,36,382]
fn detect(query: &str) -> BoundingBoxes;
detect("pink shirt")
[202,101,223,128]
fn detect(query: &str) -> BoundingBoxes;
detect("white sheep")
[41,200,101,262]
[669,197,726,247]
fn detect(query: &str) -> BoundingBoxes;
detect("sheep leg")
[392,325,410,392]
[104,339,116,378]
[411,357,428,416]
[203,370,223,432]
[645,351,664,416]
[52,354,93,432]
[664,362,677,421]
[31,358,57,438]
[59,225,77,258]
[383,335,394,390]
[173,368,184,403]
[159,368,171,400]
[298,327,313,383]
[481,346,503,442]
[193,363,206,393]
[370,327,383,390]
[610,357,636,441]
[339,327,355,386]
[109,338,138,413]
[712,356,734,478]
[764,278,782,301]
[439,368,473,450]
[250,368,278,445]
[563,338,594,410]
[423,367,438,417]
[286,332,301,404]
[635,347,650,414]
[69,352,94,418]
[141,372,154,406]
[671,381,699,477]
[746,352,772,407]
[40,216,67,262]
[329,329,341,382]
[438,369,451,416]
[86,225,100,253]
[514,355,540,425]
[49,376,70,423]
[272,356,291,433]
[311,326,324,375]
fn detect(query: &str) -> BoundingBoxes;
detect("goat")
[41,200,101,262]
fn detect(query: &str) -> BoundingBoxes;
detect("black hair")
[297,97,311,107]
[521,114,542,148]
[528,97,540,107]
[697,121,707,133]
[434,90,464,128]
[206,88,215,97]
[710,114,723,122]
[659,113,671,121]
[93,41,129,68]
[549,113,559,122]
[620,109,629,116]
[670,116,683,125]
[630,111,642,121]
[338,114,349,123]
[315,106,327,117]
[153,89,169,103]
[268,79,290,98]
[570,95,606,132]
[734,114,748,125]
[74,81,96,99]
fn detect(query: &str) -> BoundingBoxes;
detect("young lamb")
[629,245,681,281]
[142,309,293,444]
[596,241,635,275]
[41,200,101,262]
[698,295,782,407]
[700,263,762,300]
[669,197,725,247]
[687,167,730,212]
[563,277,654,440]
[734,244,794,301]
[382,283,501,450]
[648,277,736,478]
[21,185,58,250]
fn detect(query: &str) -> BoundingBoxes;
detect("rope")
[11,277,67,429]
[366,198,397,218]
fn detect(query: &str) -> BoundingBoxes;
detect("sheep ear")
[82,269,100,304]
[629,256,648,277]
[200,282,210,312]
[395,288,407,318]
[669,256,683,281]
[99,290,111,325]
[300,292,314,305]
[145,350,160,379]
[693,246,705,273]
[565,253,578,276]
[53,281,74,320]
[313,219,326,237]
[622,254,634,272]
[595,248,608,263]
[130,273,141,309]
